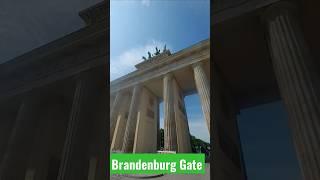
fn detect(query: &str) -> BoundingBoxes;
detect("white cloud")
[141,0,151,7]
[110,40,168,80]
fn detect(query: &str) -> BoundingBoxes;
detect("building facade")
[0,0,319,180]
[0,2,108,180]
[213,0,320,179]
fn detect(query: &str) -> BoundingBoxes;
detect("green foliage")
[159,128,210,157]
[160,128,164,149]
[190,134,210,154]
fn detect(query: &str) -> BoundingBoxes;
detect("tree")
[159,128,210,157]
[160,128,164,150]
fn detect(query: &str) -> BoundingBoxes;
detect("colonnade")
[0,1,318,180]
[109,2,320,180]
[110,61,210,153]
[0,67,108,180]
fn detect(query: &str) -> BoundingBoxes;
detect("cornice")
[79,1,106,26]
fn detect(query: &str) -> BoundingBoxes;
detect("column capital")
[163,73,173,79]
[191,61,204,69]
[113,90,125,97]
[261,1,298,23]
[132,84,142,92]
[110,92,118,97]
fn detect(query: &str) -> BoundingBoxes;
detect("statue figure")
[148,51,152,59]
[163,44,167,52]
[155,47,161,55]
[143,45,170,62]
[142,56,147,61]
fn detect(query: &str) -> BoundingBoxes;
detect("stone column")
[122,85,142,152]
[57,68,108,180]
[193,62,210,133]
[87,76,108,180]
[25,97,68,180]
[0,106,16,167]
[110,91,124,142]
[264,2,320,180]
[211,69,245,180]
[173,78,192,153]
[132,87,158,153]
[57,75,86,180]
[0,94,42,180]
[157,101,161,150]
[163,74,177,151]
[111,93,131,151]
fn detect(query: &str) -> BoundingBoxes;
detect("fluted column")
[0,94,42,180]
[86,71,108,180]
[122,85,142,152]
[163,74,177,151]
[0,108,16,168]
[264,2,320,180]
[57,75,87,180]
[57,69,108,180]
[193,62,210,133]
[111,93,131,151]
[110,91,124,142]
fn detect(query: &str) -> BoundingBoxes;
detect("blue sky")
[238,102,301,180]
[110,0,210,142]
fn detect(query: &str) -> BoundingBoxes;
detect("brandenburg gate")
[110,40,210,154]
[0,0,319,180]
[109,38,248,180]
